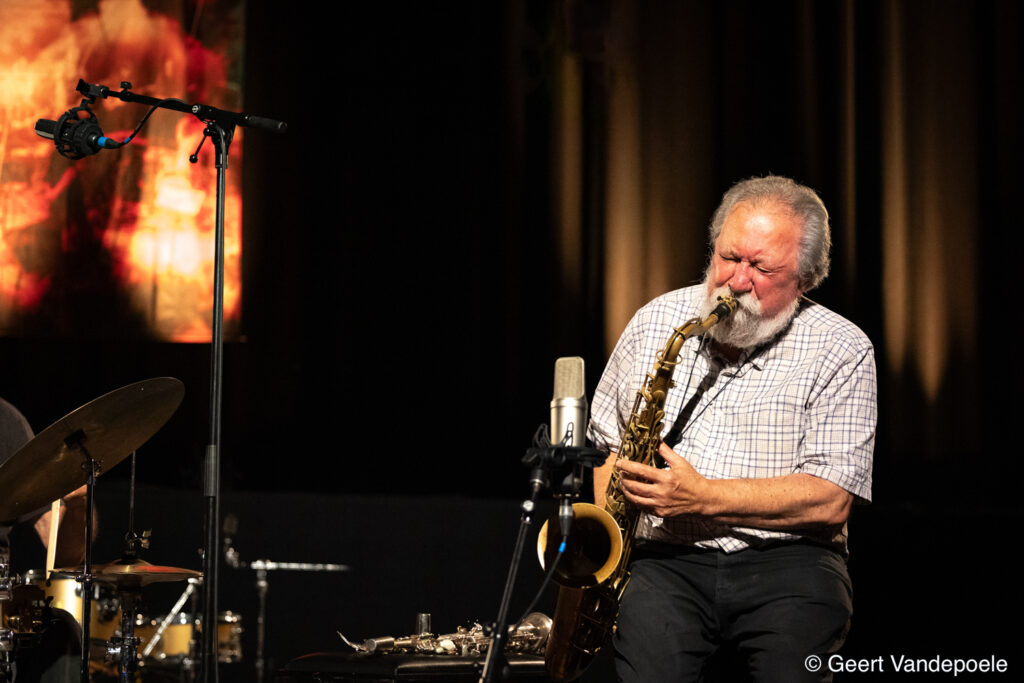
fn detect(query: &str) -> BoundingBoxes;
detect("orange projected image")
[0,0,245,342]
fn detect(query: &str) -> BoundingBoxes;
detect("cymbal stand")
[108,588,142,682]
[105,452,148,681]
[235,559,349,683]
[122,452,150,562]
[64,428,99,683]
[255,563,267,683]
[0,557,12,682]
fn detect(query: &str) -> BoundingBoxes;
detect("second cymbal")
[53,558,202,588]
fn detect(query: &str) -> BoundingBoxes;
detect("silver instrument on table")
[339,612,552,657]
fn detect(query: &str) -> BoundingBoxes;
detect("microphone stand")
[198,118,231,683]
[476,466,544,683]
[478,433,605,683]
[63,79,286,683]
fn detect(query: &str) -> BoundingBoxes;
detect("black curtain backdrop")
[3,1,1022,680]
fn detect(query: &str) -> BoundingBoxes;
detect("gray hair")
[708,175,832,292]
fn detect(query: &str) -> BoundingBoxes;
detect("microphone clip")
[51,100,105,160]
[75,79,132,101]
[521,424,607,500]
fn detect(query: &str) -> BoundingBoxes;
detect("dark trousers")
[614,541,853,683]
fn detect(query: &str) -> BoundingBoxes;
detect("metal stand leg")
[255,567,268,683]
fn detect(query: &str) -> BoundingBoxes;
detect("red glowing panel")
[0,0,244,342]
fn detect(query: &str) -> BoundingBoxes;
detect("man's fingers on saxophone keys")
[614,459,658,486]
[615,461,664,509]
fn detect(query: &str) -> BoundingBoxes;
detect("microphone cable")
[513,528,566,630]
[100,97,187,150]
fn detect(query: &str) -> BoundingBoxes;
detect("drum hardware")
[103,587,143,678]
[53,553,203,682]
[48,559,203,681]
[134,608,243,668]
[227,550,349,683]
[139,577,200,663]
[0,559,12,680]
[0,577,59,682]
[0,623,12,681]
[0,378,187,682]
[53,559,203,589]
[22,569,122,646]
[61,453,209,683]
[0,379,185,682]
[0,560,13,602]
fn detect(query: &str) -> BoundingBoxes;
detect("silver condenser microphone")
[550,356,587,447]
[550,356,587,537]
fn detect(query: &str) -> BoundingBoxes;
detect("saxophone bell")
[537,503,623,588]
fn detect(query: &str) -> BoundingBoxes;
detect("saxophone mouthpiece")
[713,295,738,321]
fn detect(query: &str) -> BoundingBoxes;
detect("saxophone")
[538,295,737,681]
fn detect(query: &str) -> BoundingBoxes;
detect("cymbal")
[53,558,202,588]
[0,377,185,523]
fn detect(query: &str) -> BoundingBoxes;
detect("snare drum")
[135,611,242,664]
[23,570,121,641]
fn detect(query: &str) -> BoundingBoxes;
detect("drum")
[135,612,193,663]
[135,611,242,664]
[1,582,48,636]
[3,579,84,681]
[23,570,121,642]
[214,611,243,663]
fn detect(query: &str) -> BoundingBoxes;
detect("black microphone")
[35,104,120,160]
[551,356,587,537]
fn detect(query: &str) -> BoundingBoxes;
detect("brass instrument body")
[541,296,737,681]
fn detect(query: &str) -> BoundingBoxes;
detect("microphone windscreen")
[34,119,58,140]
[553,356,585,400]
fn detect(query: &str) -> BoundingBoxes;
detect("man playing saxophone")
[589,175,876,682]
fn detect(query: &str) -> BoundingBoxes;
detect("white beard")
[699,284,800,350]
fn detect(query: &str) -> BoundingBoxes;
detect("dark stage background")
[4,1,1023,681]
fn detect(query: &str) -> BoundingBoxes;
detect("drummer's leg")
[38,607,82,683]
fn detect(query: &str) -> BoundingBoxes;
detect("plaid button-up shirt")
[589,286,876,555]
